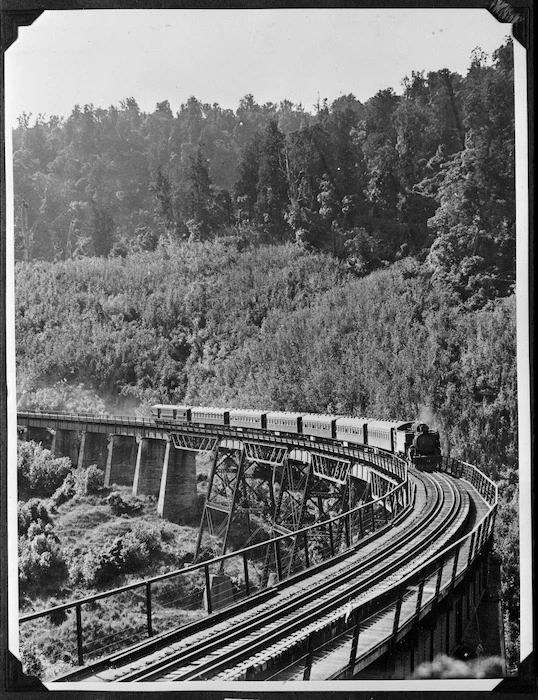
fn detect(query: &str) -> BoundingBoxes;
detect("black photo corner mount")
[5,651,47,691]
[486,0,530,48]
[0,10,44,52]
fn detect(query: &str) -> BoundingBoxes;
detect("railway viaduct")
[17,411,504,683]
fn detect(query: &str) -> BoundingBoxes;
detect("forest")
[14,39,514,309]
[14,38,520,674]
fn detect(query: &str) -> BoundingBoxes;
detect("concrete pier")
[25,426,53,449]
[157,444,197,523]
[77,432,109,470]
[133,438,167,497]
[104,435,138,487]
[51,428,80,467]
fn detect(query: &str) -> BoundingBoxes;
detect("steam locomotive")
[150,405,442,471]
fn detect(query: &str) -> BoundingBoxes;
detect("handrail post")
[347,609,361,679]
[344,513,351,548]
[303,631,315,680]
[303,531,310,569]
[450,547,460,589]
[433,557,444,618]
[204,564,212,614]
[243,552,250,596]
[75,603,84,666]
[392,586,404,638]
[274,539,283,581]
[146,581,153,637]
[467,532,476,567]
[415,579,425,621]
[328,520,335,557]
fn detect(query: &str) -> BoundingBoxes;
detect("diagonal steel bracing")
[194,442,381,574]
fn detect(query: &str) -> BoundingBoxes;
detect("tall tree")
[255,120,290,241]
[426,39,515,307]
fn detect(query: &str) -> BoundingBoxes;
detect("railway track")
[62,470,473,683]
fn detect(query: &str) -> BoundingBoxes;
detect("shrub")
[130,522,162,553]
[74,524,162,587]
[18,441,72,497]
[18,522,67,592]
[19,640,44,678]
[18,498,52,535]
[116,534,151,573]
[107,491,143,516]
[51,473,76,507]
[77,547,118,588]
[76,464,105,495]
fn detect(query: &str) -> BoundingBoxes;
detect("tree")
[90,201,114,257]
[255,120,290,241]
[234,134,261,224]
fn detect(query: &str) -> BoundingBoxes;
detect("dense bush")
[19,641,45,678]
[107,490,143,516]
[75,464,105,495]
[50,465,104,508]
[50,472,76,507]
[18,520,67,592]
[17,441,72,497]
[70,522,163,587]
[18,498,52,535]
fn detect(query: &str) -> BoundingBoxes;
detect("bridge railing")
[438,456,498,507]
[19,469,409,673]
[270,458,498,680]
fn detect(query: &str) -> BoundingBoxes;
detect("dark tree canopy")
[13,39,514,306]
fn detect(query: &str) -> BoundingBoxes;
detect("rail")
[18,410,407,483]
[272,458,498,680]
[17,412,496,676]
[19,465,409,667]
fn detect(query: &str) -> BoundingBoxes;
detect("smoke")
[414,654,505,678]
[418,404,438,429]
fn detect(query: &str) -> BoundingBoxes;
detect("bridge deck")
[76,470,484,683]
[253,479,492,682]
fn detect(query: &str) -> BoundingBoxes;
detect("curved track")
[69,470,474,683]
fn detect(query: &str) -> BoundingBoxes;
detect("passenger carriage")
[151,404,191,421]
[335,416,368,445]
[301,414,337,440]
[229,409,267,430]
[190,406,230,425]
[265,411,303,434]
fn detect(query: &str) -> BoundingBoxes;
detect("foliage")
[18,519,67,593]
[18,498,52,535]
[107,490,144,516]
[20,641,45,678]
[70,522,164,587]
[12,40,514,292]
[17,441,72,497]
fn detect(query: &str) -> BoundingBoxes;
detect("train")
[150,405,442,471]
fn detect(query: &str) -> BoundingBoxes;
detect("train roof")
[302,413,338,422]
[229,408,267,416]
[266,411,304,419]
[335,416,368,424]
[366,419,412,430]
